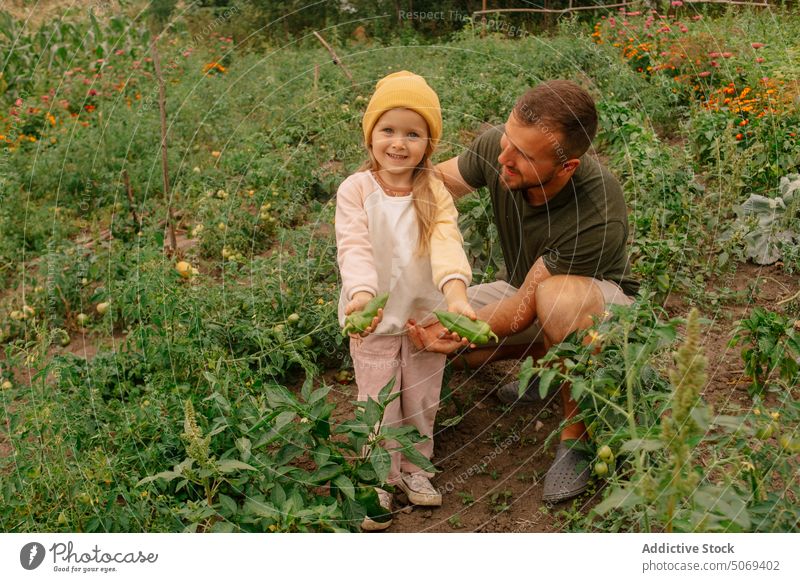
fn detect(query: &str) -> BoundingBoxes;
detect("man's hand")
[406,319,473,354]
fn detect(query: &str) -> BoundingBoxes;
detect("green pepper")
[434,311,499,345]
[342,293,389,336]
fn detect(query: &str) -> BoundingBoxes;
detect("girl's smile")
[370,108,429,187]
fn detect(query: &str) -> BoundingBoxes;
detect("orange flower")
[735,133,743,140]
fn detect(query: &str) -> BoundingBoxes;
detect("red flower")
[751,42,765,49]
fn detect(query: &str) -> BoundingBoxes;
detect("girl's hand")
[447,299,477,320]
[345,292,373,316]
[441,279,476,320]
[352,308,383,338]
[345,292,384,338]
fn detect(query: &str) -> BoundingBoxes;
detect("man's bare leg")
[535,275,604,441]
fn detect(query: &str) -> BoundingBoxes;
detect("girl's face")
[370,108,429,178]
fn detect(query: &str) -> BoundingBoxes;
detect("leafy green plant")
[729,307,800,396]
[138,376,434,532]
[489,490,512,514]
[519,300,678,458]
[722,174,800,265]
[593,311,753,532]
[457,191,503,283]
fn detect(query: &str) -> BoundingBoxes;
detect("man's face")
[497,113,565,192]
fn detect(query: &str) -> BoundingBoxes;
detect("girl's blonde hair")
[359,143,438,257]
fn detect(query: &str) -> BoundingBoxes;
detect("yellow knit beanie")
[362,71,442,149]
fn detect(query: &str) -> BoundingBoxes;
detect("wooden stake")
[313,31,355,88]
[122,169,139,227]
[150,36,177,256]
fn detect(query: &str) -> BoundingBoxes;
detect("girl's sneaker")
[398,473,442,506]
[360,488,393,532]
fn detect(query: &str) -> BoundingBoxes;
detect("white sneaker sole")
[361,516,393,532]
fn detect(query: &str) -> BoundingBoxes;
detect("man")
[407,79,639,503]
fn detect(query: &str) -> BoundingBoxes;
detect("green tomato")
[287,313,300,324]
[301,336,314,348]
[756,423,775,440]
[597,445,614,463]
[335,370,354,384]
[777,434,799,453]
[594,461,609,477]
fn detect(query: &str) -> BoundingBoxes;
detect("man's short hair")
[512,80,598,160]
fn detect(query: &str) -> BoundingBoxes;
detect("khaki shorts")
[466,278,634,346]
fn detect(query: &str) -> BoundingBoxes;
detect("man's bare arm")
[435,157,475,201]
[407,257,553,354]
[475,257,552,338]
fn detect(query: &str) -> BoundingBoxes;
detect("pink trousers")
[350,333,446,484]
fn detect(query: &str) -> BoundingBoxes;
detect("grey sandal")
[542,441,591,503]
[495,378,543,405]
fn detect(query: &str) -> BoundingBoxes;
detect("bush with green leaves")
[729,307,800,397]
[520,306,800,532]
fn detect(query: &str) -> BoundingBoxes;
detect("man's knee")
[535,276,604,342]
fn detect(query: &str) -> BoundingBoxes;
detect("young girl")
[335,71,474,531]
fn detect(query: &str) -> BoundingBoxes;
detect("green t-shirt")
[458,125,639,296]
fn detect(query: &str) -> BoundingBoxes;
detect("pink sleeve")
[430,180,472,290]
[335,176,378,301]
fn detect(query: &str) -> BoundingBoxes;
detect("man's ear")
[560,158,580,175]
